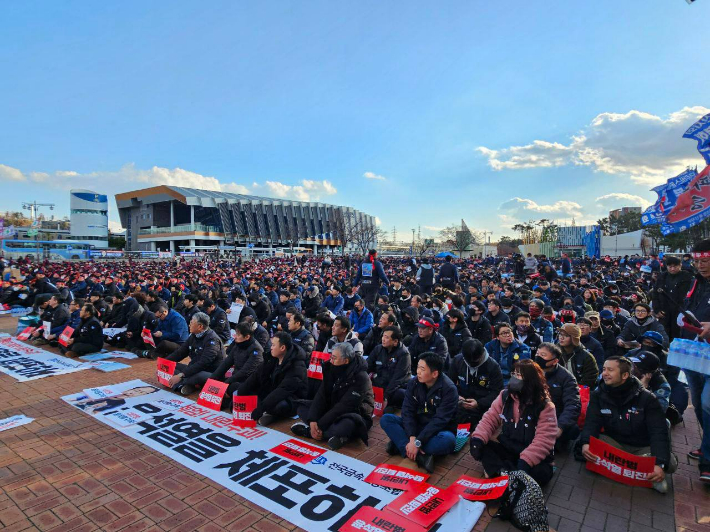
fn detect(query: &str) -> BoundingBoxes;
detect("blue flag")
[683,113,710,164]
[641,168,697,226]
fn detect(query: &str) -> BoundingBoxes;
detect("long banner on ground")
[0,337,89,381]
[62,380,484,532]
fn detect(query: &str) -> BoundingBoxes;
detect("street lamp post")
[22,200,55,261]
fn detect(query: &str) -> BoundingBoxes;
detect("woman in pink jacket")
[469,359,558,486]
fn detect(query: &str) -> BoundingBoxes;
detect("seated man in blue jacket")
[321,286,345,316]
[146,303,189,359]
[349,298,374,339]
[380,351,458,473]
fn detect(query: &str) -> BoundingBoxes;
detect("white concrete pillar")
[170,201,175,228]
[189,239,196,250]
[191,205,195,225]
[169,240,175,252]
[150,241,157,252]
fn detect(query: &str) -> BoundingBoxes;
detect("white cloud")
[423,225,444,232]
[375,216,382,226]
[363,171,386,181]
[0,162,338,203]
[108,220,124,232]
[478,106,710,185]
[499,197,583,218]
[595,193,651,208]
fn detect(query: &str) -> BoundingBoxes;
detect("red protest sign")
[364,464,429,491]
[156,357,176,387]
[197,379,229,410]
[16,327,36,341]
[448,474,508,501]
[585,437,655,487]
[385,482,458,528]
[307,351,329,380]
[142,327,156,347]
[232,395,257,427]
[339,506,427,532]
[373,386,385,417]
[58,326,74,347]
[270,438,326,464]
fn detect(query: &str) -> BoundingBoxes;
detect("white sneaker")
[652,479,668,494]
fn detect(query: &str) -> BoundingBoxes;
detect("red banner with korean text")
[141,328,156,347]
[364,464,429,491]
[269,438,326,464]
[197,379,228,410]
[16,327,36,341]
[156,358,176,387]
[585,437,655,487]
[448,475,508,501]
[339,506,427,532]
[385,482,458,528]
[307,351,329,380]
[232,395,257,427]
[58,326,74,347]
[373,386,384,417]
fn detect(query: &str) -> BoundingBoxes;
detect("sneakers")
[415,453,435,474]
[688,449,703,460]
[652,479,668,494]
[700,469,710,483]
[386,440,399,456]
[291,422,311,438]
[179,385,195,396]
[328,436,347,450]
[258,413,275,427]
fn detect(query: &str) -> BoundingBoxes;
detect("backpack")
[495,470,549,532]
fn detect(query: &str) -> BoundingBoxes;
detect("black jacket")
[72,316,104,349]
[408,331,449,373]
[181,304,200,325]
[442,322,473,358]
[290,327,315,355]
[211,337,263,385]
[367,343,411,400]
[238,343,308,419]
[307,355,374,443]
[110,297,139,328]
[467,315,493,346]
[401,373,458,445]
[447,353,503,412]
[209,308,231,343]
[49,303,70,333]
[559,344,599,388]
[618,316,669,349]
[544,365,581,430]
[167,329,223,379]
[362,325,385,357]
[580,377,671,469]
[590,325,618,360]
[652,269,693,317]
[581,334,606,369]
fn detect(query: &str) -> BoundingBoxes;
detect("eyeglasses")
[499,331,514,336]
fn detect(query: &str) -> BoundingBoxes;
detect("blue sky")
[1,1,709,239]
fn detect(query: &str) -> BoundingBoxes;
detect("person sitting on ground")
[31,294,70,345]
[485,298,511,328]
[485,323,531,386]
[628,350,671,413]
[578,317,606,369]
[288,311,315,356]
[349,298,374,338]
[535,342,581,447]
[408,316,449,373]
[442,308,473,358]
[325,316,363,356]
[514,312,542,357]
[237,331,308,426]
[556,323,599,388]
[367,326,412,414]
[466,301,493,346]
[203,298,231,344]
[291,342,374,450]
[529,299,554,342]
[62,304,104,357]
[616,302,669,351]
[380,352,458,473]
[448,338,504,427]
[470,359,558,487]
[143,303,189,359]
[362,311,398,357]
[165,312,224,395]
[314,313,334,352]
[209,321,264,409]
[577,356,677,493]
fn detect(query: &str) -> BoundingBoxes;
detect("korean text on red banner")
[339,506,427,532]
[585,436,655,487]
[156,357,176,387]
[385,482,458,528]
[448,475,508,501]
[232,395,257,427]
[197,379,229,410]
[307,351,329,380]
[58,326,74,347]
[364,464,429,491]
[373,387,384,417]
[141,327,156,347]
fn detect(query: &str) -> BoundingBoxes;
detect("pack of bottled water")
[668,338,710,376]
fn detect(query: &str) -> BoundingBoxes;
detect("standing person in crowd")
[486,323,531,385]
[437,255,459,291]
[652,255,693,341]
[470,359,558,486]
[354,249,389,309]
[380,352,458,473]
[416,258,435,295]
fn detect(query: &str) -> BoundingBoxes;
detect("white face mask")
[433,306,440,311]
[503,308,512,313]
[445,299,452,305]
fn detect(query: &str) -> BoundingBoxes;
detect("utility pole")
[411,228,415,256]
[22,200,55,260]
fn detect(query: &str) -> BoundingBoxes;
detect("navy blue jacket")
[401,373,458,445]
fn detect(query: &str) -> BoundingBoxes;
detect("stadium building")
[69,189,109,248]
[115,185,376,254]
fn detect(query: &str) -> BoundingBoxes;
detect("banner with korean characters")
[0,337,89,381]
[62,380,484,532]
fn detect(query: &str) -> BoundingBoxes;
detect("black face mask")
[534,355,556,369]
[508,376,525,393]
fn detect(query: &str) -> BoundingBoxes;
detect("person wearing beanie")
[556,323,599,388]
[616,302,669,351]
[628,351,671,413]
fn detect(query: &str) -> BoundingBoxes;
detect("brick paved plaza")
[0,315,708,532]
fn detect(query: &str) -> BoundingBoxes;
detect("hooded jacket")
[448,350,503,411]
[544,364,581,430]
[307,355,375,443]
[559,344,599,388]
[617,316,669,349]
[485,338,531,385]
[579,376,671,469]
[211,336,263,385]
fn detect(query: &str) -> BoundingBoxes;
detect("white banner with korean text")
[0,337,89,381]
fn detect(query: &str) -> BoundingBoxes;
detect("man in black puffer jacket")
[577,356,677,493]
[367,326,411,413]
[237,332,308,426]
[291,341,374,450]
[210,322,263,409]
[62,304,104,357]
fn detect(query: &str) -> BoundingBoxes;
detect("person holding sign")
[470,359,557,487]
[165,312,224,395]
[380,352,458,473]
[367,326,411,413]
[29,294,70,346]
[577,356,677,493]
[291,342,374,450]
[209,322,263,408]
[61,304,104,357]
[236,332,308,426]
[146,304,189,359]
